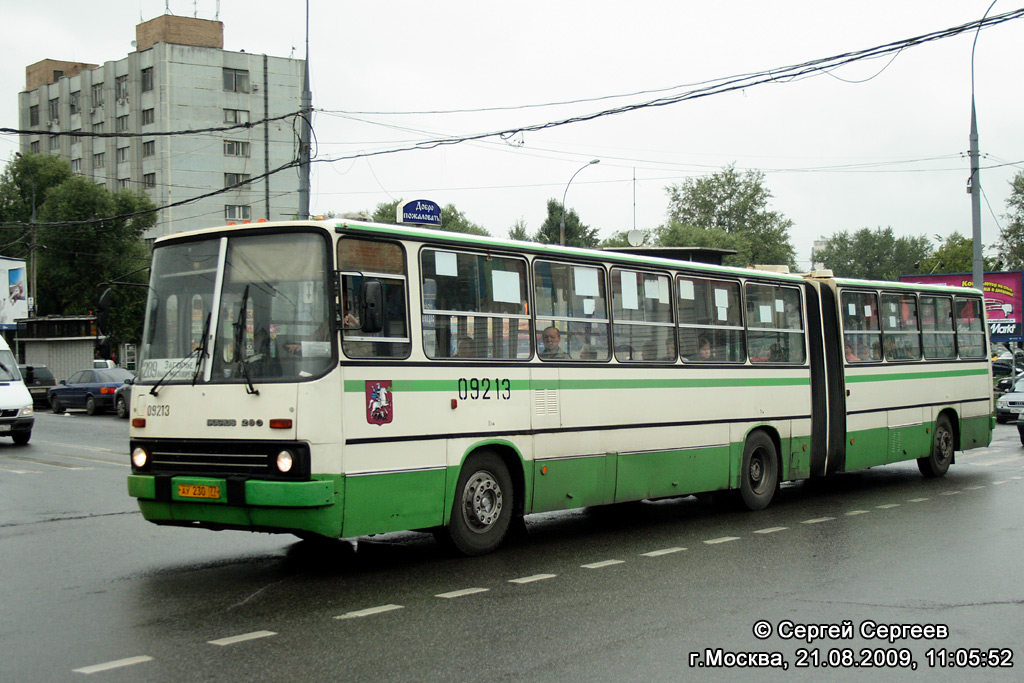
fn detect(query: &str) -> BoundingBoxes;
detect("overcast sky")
[3,1,1023,268]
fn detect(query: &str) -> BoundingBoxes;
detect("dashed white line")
[993,480,1008,485]
[801,517,835,524]
[436,587,489,599]
[875,504,900,509]
[754,526,788,534]
[941,491,961,496]
[845,510,870,516]
[641,547,685,557]
[73,656,153,674]
[704,536,740,544]
[907,498,929,503]
[208,630,277,646]
[581,559,625,569]
[964,485,984,490]
[509,573,557,584]
[334,604,404,620]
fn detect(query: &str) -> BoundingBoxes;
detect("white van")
[0,337,34,445]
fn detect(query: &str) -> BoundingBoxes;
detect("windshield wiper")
[232,285,259,396]
[149,345,202,397]
[191,312,212,386]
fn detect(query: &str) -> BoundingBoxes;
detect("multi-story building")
[17,15,304,240]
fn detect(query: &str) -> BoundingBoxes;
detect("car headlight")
[21,404,33,416]
[997,398,1009,408]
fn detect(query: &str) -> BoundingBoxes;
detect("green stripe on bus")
[345,376,808,393]
[845,367,989,383]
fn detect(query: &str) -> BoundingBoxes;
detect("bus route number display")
[457,378,511,400]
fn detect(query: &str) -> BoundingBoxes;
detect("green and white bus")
[127,219,993,555]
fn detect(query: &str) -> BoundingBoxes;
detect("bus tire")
[444,451,513,556]
[740,430,778,511]
[918,414,954,478]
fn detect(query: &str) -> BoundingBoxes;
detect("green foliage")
[918,232,999,275]
[534,198,600,248]
[600,228,654,248]
[507,217,531,242]
[370,199,490,236]
[0,153,154,344]
[662,164,795,268]
[811,227,932,281]
[996,171,1024,269]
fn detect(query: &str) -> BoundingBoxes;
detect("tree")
[811,227,932,281]
[0,153,155,344]
[918,232,1000,275]
[534,198,600,248]
[662,164,795,268]
[996,171,1024,269]
[370,199,490,236]
[507,217,531,242]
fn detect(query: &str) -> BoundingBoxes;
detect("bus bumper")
[127,474,342,538]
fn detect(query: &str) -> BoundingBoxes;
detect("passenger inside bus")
[540,326,570,359]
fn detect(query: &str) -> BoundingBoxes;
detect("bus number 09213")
[457,378,511,400]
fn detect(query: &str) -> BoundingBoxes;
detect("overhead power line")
[0,111,303,140]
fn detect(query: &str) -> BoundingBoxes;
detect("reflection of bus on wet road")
[126,220,994,555]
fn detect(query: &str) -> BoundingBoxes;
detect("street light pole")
[970,1,998,295]
[560,159,600,246]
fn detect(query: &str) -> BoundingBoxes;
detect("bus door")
[804,280,847,475]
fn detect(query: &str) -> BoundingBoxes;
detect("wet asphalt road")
[2,411,1022,681]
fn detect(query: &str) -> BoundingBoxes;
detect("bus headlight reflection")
[276,450,294,473]
[132,447,149,468]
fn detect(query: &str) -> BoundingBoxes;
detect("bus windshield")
[139,230,333,384]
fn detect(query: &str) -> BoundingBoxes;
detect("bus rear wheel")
[918,414,954,478]
[443,451,513,556]
[740,431,778,511]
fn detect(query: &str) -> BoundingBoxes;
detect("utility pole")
[970,2,998,295]
[297,0,312,220]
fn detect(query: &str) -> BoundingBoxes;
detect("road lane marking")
[801,517,835,524]
[941,491,961,495]
[845,510,869,516]
[335,604,404,620]
[964,485,984,490]
[0,464,39,474]
[49,452,128,467]
[907,498,929,502]
[875,504,900,509]
[2,454,89,469]
[993,480,1008,485]
[754,526,788,534]
[581,559,625,569]
[509,574,556,584]
[208,630,277,646]
[704,536,740,544]
[436,587,489,598]
[641,547,685,557]
[73,656,153,674]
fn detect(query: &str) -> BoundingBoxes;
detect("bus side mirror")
[360,279,384,334]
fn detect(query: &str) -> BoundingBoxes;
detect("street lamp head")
[588,159,600,165]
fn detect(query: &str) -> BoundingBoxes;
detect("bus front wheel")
[918,414,954,478]
[740,431,778,511]
[443,451,513,556]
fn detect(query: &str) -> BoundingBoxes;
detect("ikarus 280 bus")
[127,219,993,555]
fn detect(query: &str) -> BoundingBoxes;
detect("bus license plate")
[177,484,220,499]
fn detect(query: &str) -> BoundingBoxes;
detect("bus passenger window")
[533,261,610,361]
[338,238,411,359]
[920,295,955,359]
[612,268,675,362]
[677,276,744,363]
[880,292,921,361]
[955,297,986,358]
[745,283,805,364]
[840,290,881,362]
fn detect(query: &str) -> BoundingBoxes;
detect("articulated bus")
[127,219,993,555]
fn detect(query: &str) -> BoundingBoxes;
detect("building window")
[141,67,153,92]
[116,115,129,132]
[30,141,40,154]
[225,172,251,188]
[223,140,250,157]
[91,83,103,108]
[225,204,251,221]
[71,158,82,173]
[70,91,80,115]
[118,178,131,189]
[117,146,129,163]
[92,122,104,134]
[49,135,60,151]
[141,108,154,125]
[223,108,250,124]
[53,69,64,81]
[115,75,128,101]
[48,98,60,124]
[222,68,250,93]
[143,140,155,157]
[93,152,105,169]
[143,173,156,189]
[29,105,39,126]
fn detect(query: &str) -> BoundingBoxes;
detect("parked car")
[48,368,135,415]
[1017,414,1024,446]
[115,378,133,419]
[995,377,1024,423]
[18,364,57,408]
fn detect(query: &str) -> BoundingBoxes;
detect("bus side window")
[611,268,675,363]
[337,238,411,359]
[533,260,610,361]
[678,276,744,363]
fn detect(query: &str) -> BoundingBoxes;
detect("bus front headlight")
[132,447,149,468]
[275,450,294,473]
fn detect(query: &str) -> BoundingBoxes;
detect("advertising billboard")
[898,271,1024,343]
[0,257,28,330]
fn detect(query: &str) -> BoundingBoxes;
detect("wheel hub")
[462,472,502,531]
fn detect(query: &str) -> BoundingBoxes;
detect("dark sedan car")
[48,368,134,415]
[18,364,57,408]
[115,378,133,419]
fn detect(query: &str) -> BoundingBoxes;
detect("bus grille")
[130,438,310,480]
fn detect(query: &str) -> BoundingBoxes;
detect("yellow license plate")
[177,484,221,499]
